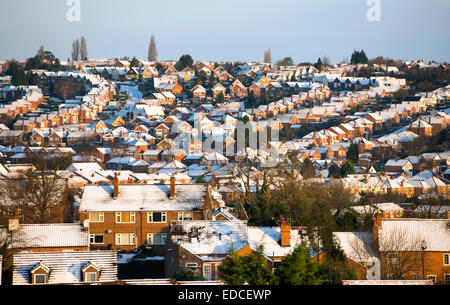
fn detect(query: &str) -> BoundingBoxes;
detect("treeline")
[404,65,450,92]
[6,46,61,86]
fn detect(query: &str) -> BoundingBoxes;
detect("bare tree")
[378,228,424,280]
[148,35,158,62]
[322,55,330,67]
[37,45,45,61]
[348,232,379,279]
[264,49,272,64]
[71,39,80,61]
[80,36,88,60]
[53,77,79,100]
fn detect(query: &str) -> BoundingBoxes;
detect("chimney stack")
[113,172,119,199]
[372,213,382,244]
[8,218,19,232]
[280,217,291,247]
[170,173,176,198]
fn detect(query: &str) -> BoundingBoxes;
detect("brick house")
[230,79,248,98]
[374,216,450,284]
[79,174,213,254]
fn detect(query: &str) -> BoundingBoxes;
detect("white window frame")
[115,233,136,245]
[203,264,211,276]
[115,212,136,223]
[147,212,167,223]
[186,263,198,270]
[427,275,436,284]
[34,273,47,284]
[89,234,104,244]
[178,212,193,221]
[146,233,167,245]
[89,212,104,223]
[85,272,98,282]
[445,274,450,285]
[444,253,450,266]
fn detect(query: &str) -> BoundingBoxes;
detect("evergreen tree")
[314,57,323,71]
[347,142,359,164]
[215,92,225,105]
[175,54,194,70]
[130,57,140,67]
[247,90,257,108]
[340,160,356,177]
[196,70,208,85]
[319,242,359,284]
[208,73,216,86]
[350,50,368,65]
[328,163,341,178]
[218,250,247,285]
[276,243,324,285]
[242,246,275,285]
[172,267,205,281]
[219,246,275,285]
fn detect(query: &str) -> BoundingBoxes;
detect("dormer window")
[82,263,101,282]
[31,262,50,284]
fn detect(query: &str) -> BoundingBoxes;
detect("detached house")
[230,79,248,98]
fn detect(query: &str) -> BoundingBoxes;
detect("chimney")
[372,213,382,243]
[170,173,176,199]
[280,217,291,247]
[113,172,119,199]
[8,218,19,232]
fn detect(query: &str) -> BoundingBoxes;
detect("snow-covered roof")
[247,226,305,260]
[379,219,450,252]
[170,220,249,258]
[80,184,206,212]
[1,224,89,249]
[12,251,117,285]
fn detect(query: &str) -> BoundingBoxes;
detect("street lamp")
[421,239,427,280]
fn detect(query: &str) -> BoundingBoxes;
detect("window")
[444,254,450,265]
[445,274,450,285]
[148,212,167,223]
[427,275,436,284]
[115,233,136,245]
[89,234,104,244]
[34,274,47,284]
[203,264,211,276]
[85,272,98,282]
[89,212,104,222]
[186,263,197,271]
[147,233,167,245]
[116,212,135,223]
[178,212,193,221]
[387,253,399,265]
